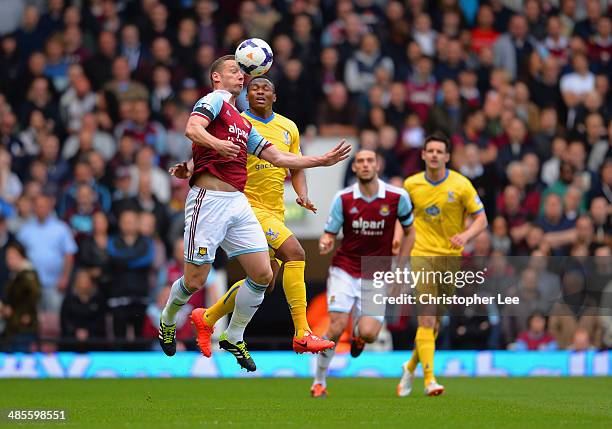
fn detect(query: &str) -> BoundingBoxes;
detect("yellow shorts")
[252,207,294,252]
[411,256,461,316]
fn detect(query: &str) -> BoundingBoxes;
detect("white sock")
[313,339,337,387]
[161,277,193,325]
[353,321,360,338]
[224,277,267,343]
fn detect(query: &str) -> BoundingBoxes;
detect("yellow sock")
[282,260,310,339]
[406,349,419,372]
[415,327,436,386]
[407,328,437,372]
[204,279,242,326]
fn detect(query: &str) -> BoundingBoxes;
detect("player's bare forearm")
[291,169,317,213]
[291,169,308,196]
[450,212,487,249]
[464,212,488,241]
[397,225,415,268]
[261,140,350,168]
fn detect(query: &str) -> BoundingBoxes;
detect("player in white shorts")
[311,149,415,397]
[158,55,350,372]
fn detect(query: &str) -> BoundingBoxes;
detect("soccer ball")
[235,38,274,76]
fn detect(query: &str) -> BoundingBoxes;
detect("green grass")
[1,378,611,428]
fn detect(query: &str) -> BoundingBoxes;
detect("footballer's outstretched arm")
[260,140,351,169]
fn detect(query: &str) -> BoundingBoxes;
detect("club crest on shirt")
[425,204,441,216]
[283,131,291,146]
[379,204,390,216]
[448,191,455,202]
[349,206,359,214]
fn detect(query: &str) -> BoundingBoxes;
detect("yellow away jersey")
[242,110,301,219]
[404,169,484,256]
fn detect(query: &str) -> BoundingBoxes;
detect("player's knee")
[184,271,206,291]
[277,240,305,262]
[250,267,273,287]
[359,330,379,344]
[287,243,306,261]
[419,316,436,329]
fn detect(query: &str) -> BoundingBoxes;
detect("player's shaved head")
[248,76,275,92]
[210,54,235,81]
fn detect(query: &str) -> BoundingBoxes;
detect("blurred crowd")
[0,0,610,353]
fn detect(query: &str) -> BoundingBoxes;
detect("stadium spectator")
[0,215,15,295]
[0,148,22,204]
[63,183,101,243]
[104,57,148,104]
[513,312,557,351]
[317,82,358,137]
[589,197,611,246]
[345,34,394,96]
[139,211,167,294]
[549,269,602,349]
[115,99,167,156]
[127,145,170,204]
[61,117,114,165]
[77,211,111,295]
[1,241,41,352]
[17,193,76,312]
[107,210,154,347]
[59,72,97,134]
[405,55,437,123]
[275,58,315,132]
[493,14,534,81]
[502,268,546,344]
[59,160,111,217]
[60,270,105,352]
[119,24,149,74]
[83,31,117,91]
[496,118,535,179]
[426,79,468,136]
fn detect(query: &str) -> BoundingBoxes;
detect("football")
[235,38,274,76]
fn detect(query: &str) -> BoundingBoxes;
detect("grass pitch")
[2,378,611,428]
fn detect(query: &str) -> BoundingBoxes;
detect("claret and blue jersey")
[189,89,271,191]
[325,179,414,278]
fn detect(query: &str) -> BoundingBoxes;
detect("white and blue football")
[235,38,274,76]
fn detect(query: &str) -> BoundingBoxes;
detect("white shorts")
[326,266,385,323]
[183,186,268,264]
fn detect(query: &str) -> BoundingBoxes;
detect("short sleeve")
[61,223,78,255]
[324,192,344,235]
[289,123,301,155]
[397,190,414,227]
[246,125,272,157]
[191,92,224,122]
[462,181,485,215]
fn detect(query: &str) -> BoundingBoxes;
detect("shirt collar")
[214,89,233,103]
[352,179,386,201]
